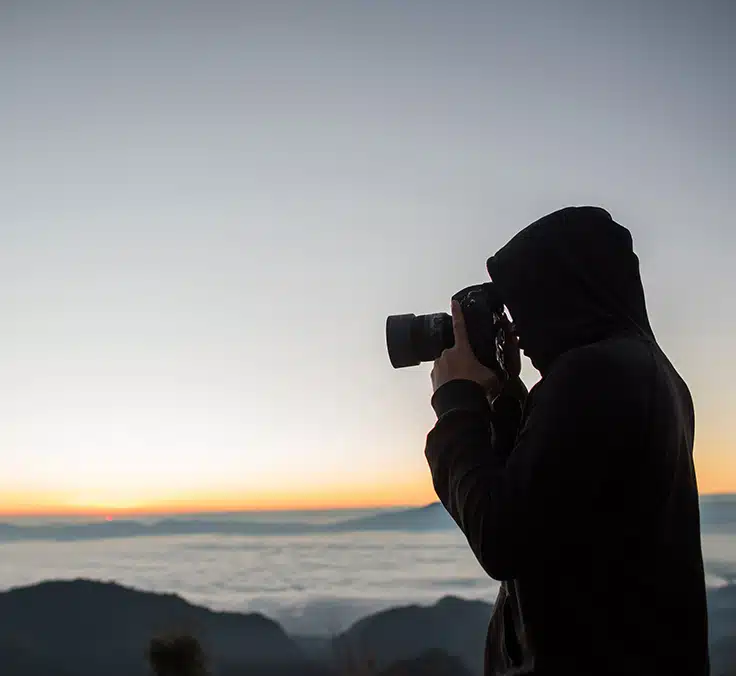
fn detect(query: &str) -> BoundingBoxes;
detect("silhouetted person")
[425,206,709,675]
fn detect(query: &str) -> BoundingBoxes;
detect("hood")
[486,206,654,374]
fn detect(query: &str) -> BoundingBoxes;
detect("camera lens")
[385,313,453,369]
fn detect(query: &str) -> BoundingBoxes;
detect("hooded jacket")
[425,207,709,675]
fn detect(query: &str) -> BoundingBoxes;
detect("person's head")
[486,206,654,374]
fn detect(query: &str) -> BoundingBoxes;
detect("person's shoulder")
[570,334,654,365]
[547,335,655,391]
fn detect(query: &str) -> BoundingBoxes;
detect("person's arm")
[425,347,637,581]
[490,376,528,460]
[429,375,526,467]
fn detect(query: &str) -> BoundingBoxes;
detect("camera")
[385,282,511,378]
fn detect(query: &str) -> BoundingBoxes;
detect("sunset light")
[0,456,732,517]
[0,476,438,516]
[0,4,733,674]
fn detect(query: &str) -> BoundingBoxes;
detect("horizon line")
[0,500,437,519]
[0,492,732,519]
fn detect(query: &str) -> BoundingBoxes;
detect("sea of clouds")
[0,528,734,635]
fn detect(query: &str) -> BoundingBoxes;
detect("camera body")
[385,282,511,379]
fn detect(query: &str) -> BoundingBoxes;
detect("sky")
[1,0,734,514]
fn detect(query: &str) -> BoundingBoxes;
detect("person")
[424,206,709,675]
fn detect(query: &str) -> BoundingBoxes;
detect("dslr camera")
[385,283,512,380]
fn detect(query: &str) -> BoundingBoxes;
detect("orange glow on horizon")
[694,445,736,497]
[0,477,439,517]
[0,446,732,518]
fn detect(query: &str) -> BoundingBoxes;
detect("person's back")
[424,206,709,675]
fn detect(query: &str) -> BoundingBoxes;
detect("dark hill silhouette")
[332,596,491,675]
[0,634,73,676]
[378,649,473,676]
[0,579,735,675]
[0,579,313,676]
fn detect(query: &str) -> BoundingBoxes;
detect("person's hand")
[501,319,522,381]
[430,301,503,397]
[498,326,528,404]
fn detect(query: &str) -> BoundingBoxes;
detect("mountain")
[0,579,315,676]
[0,579,734,675]
[1,495,732,542]
[332,503,455,532]
[378,650,473,676]
[0,579,478,676]
[332,596,491,675]
[0,504,457,543]
[0,519,312,542]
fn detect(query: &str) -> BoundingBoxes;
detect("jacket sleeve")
[429,377,526,463]
[425,348,639,581]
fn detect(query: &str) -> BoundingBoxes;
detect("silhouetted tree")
[147,634,209,676]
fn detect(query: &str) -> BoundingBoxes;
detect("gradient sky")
[2,0,734,514]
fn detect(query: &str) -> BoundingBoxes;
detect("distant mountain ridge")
[0,503,457,543]
[0,494,731,543]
